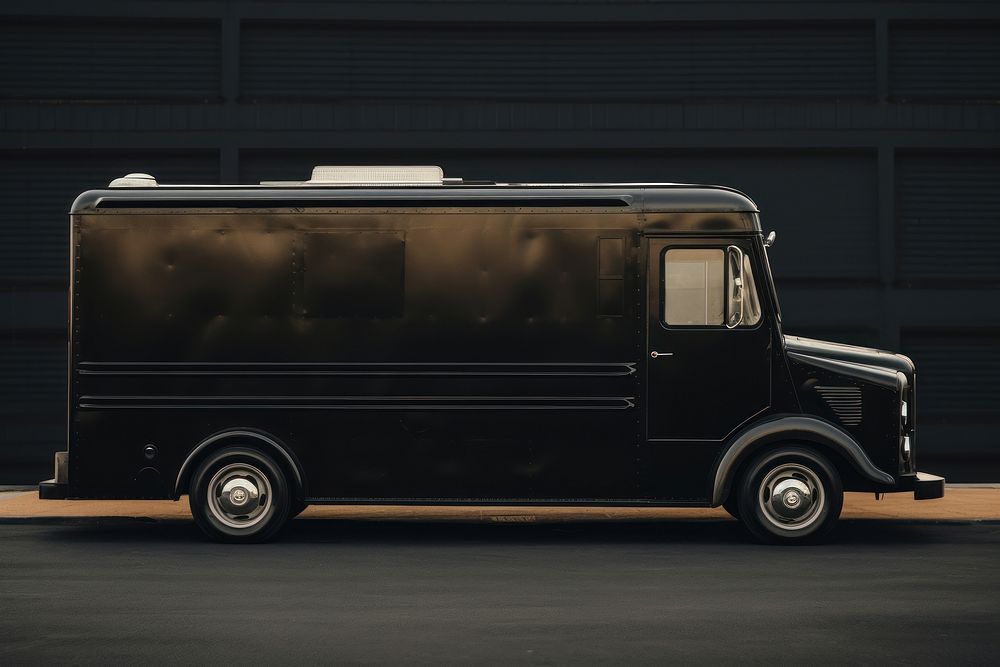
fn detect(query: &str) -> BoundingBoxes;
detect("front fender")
[711,414,895,506]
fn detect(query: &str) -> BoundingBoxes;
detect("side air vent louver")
[815,386,862,426]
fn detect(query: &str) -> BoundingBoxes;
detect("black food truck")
[39,166,944,543]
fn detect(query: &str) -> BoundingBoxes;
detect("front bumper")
[895,471,945,500]
[39,478,68,499]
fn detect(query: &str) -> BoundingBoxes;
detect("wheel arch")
[174,428,306,501]
[710,415,894,506]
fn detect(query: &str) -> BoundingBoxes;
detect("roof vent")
[109,173,157,188]
[261,165,449,186]
[310,165,444,185]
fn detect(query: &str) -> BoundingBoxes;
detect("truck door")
[644,237,771,494]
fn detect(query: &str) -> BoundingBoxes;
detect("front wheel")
[737,446,843,544]
[189,447,292,543]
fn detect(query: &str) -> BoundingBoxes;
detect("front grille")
[815,386,862,426]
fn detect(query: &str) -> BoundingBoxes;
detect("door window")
[663,247,761,327]
[663,249,725,325]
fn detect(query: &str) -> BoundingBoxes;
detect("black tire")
[737,446,843,545]
[722,494,741,520]
[189,446,292,543]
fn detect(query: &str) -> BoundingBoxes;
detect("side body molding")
[711,415,895,506]
[174,429,305,499]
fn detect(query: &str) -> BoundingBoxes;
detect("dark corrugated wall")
[240,22,876,98]
[1,1,998,483]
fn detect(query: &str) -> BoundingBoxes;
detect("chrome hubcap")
[758,463,825,531]
[206,463,272,529]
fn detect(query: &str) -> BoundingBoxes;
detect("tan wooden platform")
[1,487,997,522]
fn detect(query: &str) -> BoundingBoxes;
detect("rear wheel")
[737,446,843,544]
[189,447,291,543]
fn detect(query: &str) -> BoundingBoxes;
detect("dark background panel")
[241,20,875,100]
[0,336,65,484]
[896,151,1000,286]
[901,332,1000,420]
[889,21,1000,101]
[0,18,221,101]
[1,0,999,483]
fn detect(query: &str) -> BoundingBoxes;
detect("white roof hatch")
[261,165,451,186]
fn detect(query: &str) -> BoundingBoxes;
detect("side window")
[663,247,762,327]
[663,249,725,325]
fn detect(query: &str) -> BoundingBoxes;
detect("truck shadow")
[33,517,997,547]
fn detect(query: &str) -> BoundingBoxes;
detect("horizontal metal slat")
[902,333,1000,417]
[896,152,1000,284]
[0,18,221,100]
[890,22,1000,100]
[241,21,876,99]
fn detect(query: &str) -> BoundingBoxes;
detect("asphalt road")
[1,518,998,665]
